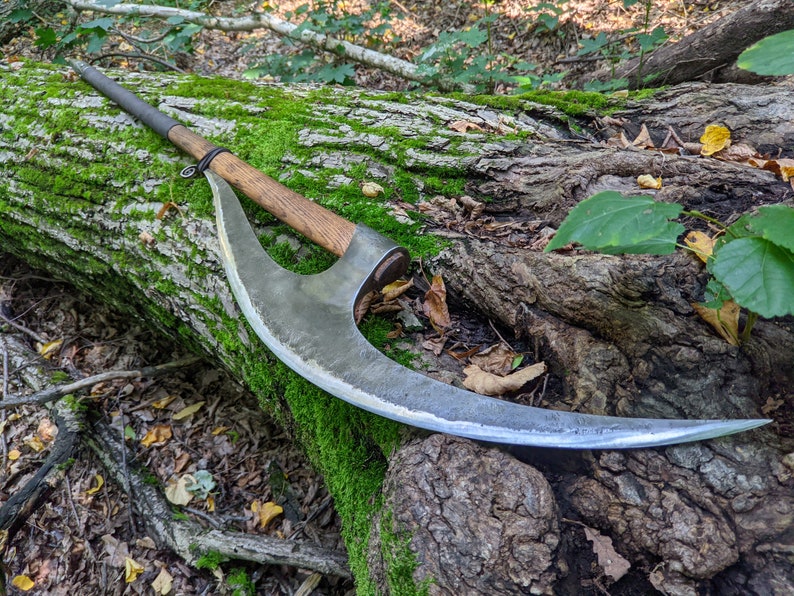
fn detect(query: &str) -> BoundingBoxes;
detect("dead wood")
[583,0,794,89]
[84,418,352,578]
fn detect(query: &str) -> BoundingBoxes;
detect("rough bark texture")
[2,62,793,594]
[584,0,794,89]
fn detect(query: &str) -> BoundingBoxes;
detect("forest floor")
[1,1,749,595]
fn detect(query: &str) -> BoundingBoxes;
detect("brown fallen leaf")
[449,120,484,133]
[692,300,740,346]
[469,342,520,376]
[584,526,631,582]
[423,275,451,333]
[462,362,546,396]
[151,568,174,595]
[165,474,195,506]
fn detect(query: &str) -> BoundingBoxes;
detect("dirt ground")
[1,1,752,594]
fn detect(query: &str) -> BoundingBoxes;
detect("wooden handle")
[168,125,356,257]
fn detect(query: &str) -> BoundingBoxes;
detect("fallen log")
[1,61,792,594]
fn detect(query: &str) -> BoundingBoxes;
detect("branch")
[67,0,442,89]
[85,418,352,578]
[0,356,202,408]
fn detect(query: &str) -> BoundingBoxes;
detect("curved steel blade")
[206,171,770,449]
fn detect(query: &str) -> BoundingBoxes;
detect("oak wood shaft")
[168,125,355,257]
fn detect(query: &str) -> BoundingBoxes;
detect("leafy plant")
[545,191,794,342]
[738,29,794,75]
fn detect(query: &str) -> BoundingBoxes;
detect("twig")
[90,51,187,73]
[67,0,459,90]
[0,309,48,344]
[1,341,8,463]
[0,356,202,409]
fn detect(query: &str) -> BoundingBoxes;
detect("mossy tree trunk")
[2,62,793,595]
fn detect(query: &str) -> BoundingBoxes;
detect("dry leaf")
[125,557,145,583]
[458,195,485,218]
[462,362,546,396]
[761,396,784,415]
[631,123,654,148]
[700,124,731,156]
[12,575,35,591]
[172,401,205,420]
[449,119,484,133]
[692,300,740,346]
[152,395,177,409]
[423,275,451,333]
[684,230,715,263]
[361,182,384,198]
[584,526,631,582]
[637,174,662,189]
[469,343,519,376]
[85,474,104,496]
[37,339,62,360]
[156,201,182,220]
[251,500,284,529]
[212,425,231,436]
[37,418,58,442]
[151,568,174,595]
[165,474,195,506]
[24,436,46,452]
[422,335,447,356]
[140,424,172,447]
[382,278,413,302]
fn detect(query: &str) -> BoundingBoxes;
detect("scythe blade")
[207,171,770,449]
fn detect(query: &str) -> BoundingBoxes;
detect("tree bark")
[583,0,794,89]
[1,62,793,594]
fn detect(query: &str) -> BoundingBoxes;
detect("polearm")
[69,60,770,448]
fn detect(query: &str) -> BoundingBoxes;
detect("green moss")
[380,509,432,595]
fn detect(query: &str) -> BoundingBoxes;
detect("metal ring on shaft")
[180,147,231,179]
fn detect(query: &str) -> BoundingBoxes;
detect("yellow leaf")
[8,448,21,461]
[37,339,63,360]
[172,401,205,421]
[12,575,35,591]
[422,275,451,333]
[257,501,284,529]
[381,278,413,301]
[211,425,231,435]
[700,124,731,156]
[125,557,145,583]
[684,231,716,263]
[24,435,46,452]
[637,174,662,189]
[151,568,174,595]
[140,424,172,447]
[692,300,740,346]
[152,395,177,409]
[462,362,547,396]
[86,474,104,495]
[206,494,216,512]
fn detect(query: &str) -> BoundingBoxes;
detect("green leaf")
[34,27,58,49]
[545,191,684,254]
[744,204,794,253]
[737,29,794,76]
[80,17,115,31]
[708,237,794,318]
[9,9,33,23]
